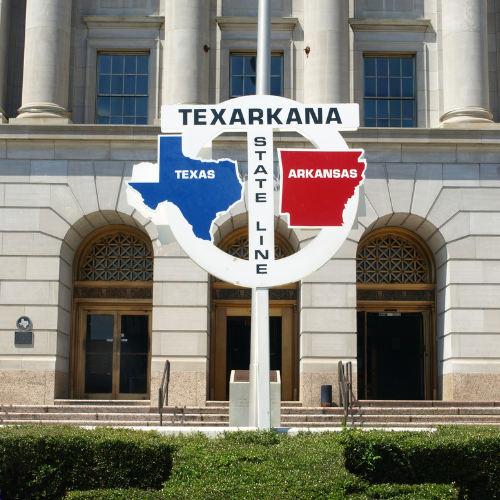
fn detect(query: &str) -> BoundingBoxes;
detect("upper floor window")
[364,56,415,128]
[230,54,283,98]
[96,53,149,125]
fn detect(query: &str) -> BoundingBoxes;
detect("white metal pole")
[256,0,271,96]
[248,287,271,428]
[248,288,259,426]
[255,287,271,427]
[248,0,273,429]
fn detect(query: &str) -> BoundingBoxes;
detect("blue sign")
[129,136,243,241]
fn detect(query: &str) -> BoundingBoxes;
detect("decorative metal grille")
[356,233,430,284]
[79,232,153,281]
[225,235,291,260]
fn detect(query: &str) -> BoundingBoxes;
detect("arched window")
[78,231,153,282]
[356,231,432,284]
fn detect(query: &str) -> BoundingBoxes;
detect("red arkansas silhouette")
[279,150,366,227]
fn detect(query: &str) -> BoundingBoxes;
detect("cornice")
[83,15,165,29]
[216,16,298,31]
[1,126,499,144]
[349,18,432,33]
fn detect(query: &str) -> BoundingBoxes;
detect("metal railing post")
[159,387,163,426]
[338,360,353,426]
[158,360,170,427]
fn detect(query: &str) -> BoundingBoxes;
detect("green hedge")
[64,483,459,500]
[342,427,500,499]
[348,483,459,500]
[65,490,161,500]
[0,426,495,499]
[0,425,175,500]
[160,430,367,499]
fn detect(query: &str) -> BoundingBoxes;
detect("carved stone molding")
[349,18,432,32]
[357,289,435,302]
[74,287,153,300]
[216,17,298,31]
[83,15,165,30]
[212,288,297,301]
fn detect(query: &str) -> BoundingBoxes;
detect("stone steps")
[283,414,500,424]
[1,400,499,428]
[55,399,152,406]
[2,405,152,414]
[1,420,230,427]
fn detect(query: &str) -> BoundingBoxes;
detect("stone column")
[164,0,210,105]
[14,0,72,122]
[440,0,493,124]
[0,0,10,123]
[304,0,349,104]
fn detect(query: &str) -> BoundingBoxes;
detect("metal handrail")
[158,359,170,426]
[338,361,354,426]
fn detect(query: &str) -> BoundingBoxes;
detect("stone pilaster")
[440,0,493,125]
[0,0,10,123]
[303,0,349,104]
[163,0,210,105]
[13,0,72,123]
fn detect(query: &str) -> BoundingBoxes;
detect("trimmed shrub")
[63,483,459,500]
[161,430,366,499]
[0,425,175,500]
[341,427,500,499]
[65,489,162,500]
[348,483,459,499]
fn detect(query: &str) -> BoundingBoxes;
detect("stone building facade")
[1,0,500,406]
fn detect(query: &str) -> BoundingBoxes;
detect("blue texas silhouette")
[129,136,242,241]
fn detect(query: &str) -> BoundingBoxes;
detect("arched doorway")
[70,226,153,400]
[356,228,437,400]
[210,228,299,401]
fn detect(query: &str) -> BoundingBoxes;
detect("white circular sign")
[129,95,365,288]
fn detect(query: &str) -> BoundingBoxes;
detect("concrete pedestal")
[229,370,281,428]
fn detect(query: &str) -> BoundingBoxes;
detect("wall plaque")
[15,331,34,347]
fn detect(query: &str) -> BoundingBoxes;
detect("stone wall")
[0,126,499,404]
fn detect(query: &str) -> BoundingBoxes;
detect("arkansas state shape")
[279,150,366,227]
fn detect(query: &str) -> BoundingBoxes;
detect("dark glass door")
[357,312,424,400]
[84,311,150,399]
[119,314,149,396]
[85,314,114,395]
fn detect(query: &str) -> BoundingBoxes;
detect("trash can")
[321,385,333,407]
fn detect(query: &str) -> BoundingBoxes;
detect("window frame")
[219,41,293,102]
[363,54,416,128]
[229,52,284,99]
[353,43,427,128]
[95,52,151,125]
[84,39,159,125]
